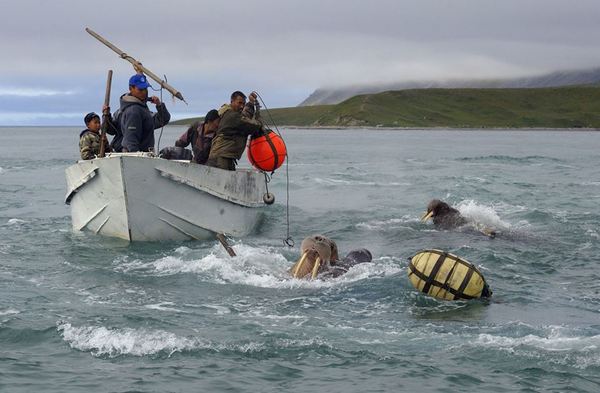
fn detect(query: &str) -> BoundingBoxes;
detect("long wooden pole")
[216,233,236,257]
[99,70,112,158]
[85,27,187,104]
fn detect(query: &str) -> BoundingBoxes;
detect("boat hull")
[65,154,267,241]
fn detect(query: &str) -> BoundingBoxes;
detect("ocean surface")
[1,126,599,392]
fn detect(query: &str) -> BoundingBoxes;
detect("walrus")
[421,199,496,238]
[289,235,373,279]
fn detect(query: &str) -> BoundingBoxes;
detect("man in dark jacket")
[206,91,265,170]
[119,74,171,152]
[175,109,220,164]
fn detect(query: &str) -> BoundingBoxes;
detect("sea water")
[0,127,599,392]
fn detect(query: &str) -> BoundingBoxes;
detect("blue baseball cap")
[129,74,151,89]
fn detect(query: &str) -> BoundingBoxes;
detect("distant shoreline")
[0,125,598,131]
[277,126,600,131]
[174,86,600,130]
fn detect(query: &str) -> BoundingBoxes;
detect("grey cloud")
[1,0,600,124]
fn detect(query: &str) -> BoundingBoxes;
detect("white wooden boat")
[65,153,269,241]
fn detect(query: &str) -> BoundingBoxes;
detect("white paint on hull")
[65,154,268,241]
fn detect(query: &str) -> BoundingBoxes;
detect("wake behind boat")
[65,153,269,241]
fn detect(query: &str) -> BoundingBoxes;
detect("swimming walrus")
[421,199,496,238]
[289,235,373,279]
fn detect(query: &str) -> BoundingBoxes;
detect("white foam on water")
[334,260,403,282]
[0,167,4,174]
[457,200,512,230]
[174,246,192,254]
[0,308,20,316]
[313,177,408,187]
[473,326,600,369]
[57,322,203,357]
[7,218,27,225]
[462,176,488,184]
[586,228,599,240]
[116,243,402,289]
[57,322,332,358]
[196,304,231,315]
[144,302,185,313]
[356,216,418,230]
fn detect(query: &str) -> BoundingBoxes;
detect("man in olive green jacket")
[206,91,265,170]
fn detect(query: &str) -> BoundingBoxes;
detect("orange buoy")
[247,130,287,172]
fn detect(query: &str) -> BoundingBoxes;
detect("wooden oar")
[99,70,112,158]
[216,233,236,257]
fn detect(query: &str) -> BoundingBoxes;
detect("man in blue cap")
[118,73,171,152]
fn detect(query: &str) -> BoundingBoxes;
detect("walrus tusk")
[421,211,434,222]
[292,251,308,278]
[311,257,322,279]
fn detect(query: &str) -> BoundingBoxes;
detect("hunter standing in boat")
[206,91,266,170]
[79,112,111,160]
[119,73,171,152]
[175,109,220,164]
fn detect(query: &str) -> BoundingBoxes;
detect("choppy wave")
[457,155,563,164]
[357,201,521,233]
[456,200,513,230]
[581,181,600,187]
[57,322,332,358]
[0,309,19,316]
[6,218,27,225]
[473,325,600,369]
[586,229,599,240]
[356,216,418,230]
[114,243,402,289]
[144,302,185,313]
[313,177,408,187]
[57,322,201,357]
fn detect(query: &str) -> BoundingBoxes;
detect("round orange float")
[247,130,287,172]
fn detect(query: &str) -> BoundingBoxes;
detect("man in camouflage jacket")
[79,112,110,160]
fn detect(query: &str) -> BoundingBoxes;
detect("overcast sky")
[1,0,599,125]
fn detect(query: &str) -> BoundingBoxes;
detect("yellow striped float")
[408,249,492,300]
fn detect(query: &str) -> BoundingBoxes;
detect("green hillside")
[173,87,600,128]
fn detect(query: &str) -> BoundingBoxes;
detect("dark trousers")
[206,157,236,171]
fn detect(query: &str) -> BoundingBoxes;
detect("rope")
[255,92,293,248]
[153,77,165,153]
[263,171,271,194]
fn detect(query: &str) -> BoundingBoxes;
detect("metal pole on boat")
[85,27,187,104]
[99,69,112,158]
[216,233,236,257]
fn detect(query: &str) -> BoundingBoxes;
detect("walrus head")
[421,199,451,221]
[290,235,339,279]
[421,199,468,228]
[421,199,496,236]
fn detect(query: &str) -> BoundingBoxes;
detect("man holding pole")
[119,73,171,152]
[79,112,111,160]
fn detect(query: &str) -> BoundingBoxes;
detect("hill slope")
[174,87,600,129]
[300,68,600,106]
